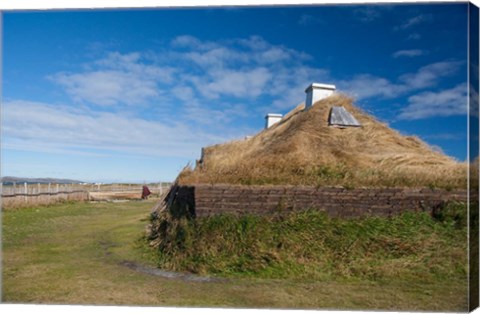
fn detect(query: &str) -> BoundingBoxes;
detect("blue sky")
[1,3,473,183]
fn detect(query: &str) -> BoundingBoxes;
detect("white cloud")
[338,74,405,99]
[398,84,467,120]
[2,100,231,157]
[298,14,314,25]
[184,47,248,69]
[192,67,272,99]
[50,52,174,106]
[236,35,271,51]
[395,14,433,31]
[338,60,463,100]
[298,14,325,26]
[95,52,175,82]
[171,85,196,103]
[407,33,421,40]
[171,35,203,48]
[165,35,319,108]
[170,85,249,125]
[179,35,310,70]
[5,32,471,179]
[392,49,425,58]
[353,7,382,22]
[44,36,467,141]
[400,61,462,89]
[50,36,318,112]
[171,35,218,51]
[52,70,160,106]
[255,47,292,64]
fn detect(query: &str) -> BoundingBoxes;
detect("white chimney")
[265,113,283,129]
[305,83,336,108]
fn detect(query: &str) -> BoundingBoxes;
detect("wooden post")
[24,182,28,203]
[56,184,59,193]
[48,183,51,193]
[37,183,41,194]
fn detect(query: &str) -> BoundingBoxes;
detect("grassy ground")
[2,200,469,311]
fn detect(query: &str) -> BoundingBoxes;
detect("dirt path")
[118,260,226,283]
[98,239,225,283]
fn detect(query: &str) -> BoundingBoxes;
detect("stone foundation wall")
[169,184,468,218]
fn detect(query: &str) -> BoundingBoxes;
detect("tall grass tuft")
[148,203,468,283]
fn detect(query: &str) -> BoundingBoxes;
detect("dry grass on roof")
[179,94,467,189]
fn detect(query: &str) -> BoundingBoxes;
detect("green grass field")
[2,200,469,311]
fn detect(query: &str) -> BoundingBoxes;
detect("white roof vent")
[265,113,283,129]
[305,83,336,108]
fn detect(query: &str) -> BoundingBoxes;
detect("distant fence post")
[56,184,59,193]
[24,182,28,203]
[48,183,51,193]
[159,182,163,196]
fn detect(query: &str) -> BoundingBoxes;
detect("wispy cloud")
[191,67,272,99]
[353,7,382,22]
[2,100,235,158]
[40,35,467,156]
[407,33,421,40]
[298,14,325,26]
[338,60,463,100]
[398,84,467,120]
[49,52,175,106]
[298,14,314,25]
[338,74,405,99]
[166,35,322,109]
[395,14,433,31]
[6,36,333,158]
[399,61,462,89]
[171,35,218,51]
[392,49,426,58]
[50,35,318,111]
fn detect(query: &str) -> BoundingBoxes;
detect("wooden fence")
[1,182,170,209]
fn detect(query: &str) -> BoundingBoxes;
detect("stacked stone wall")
[169,184,468,218]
